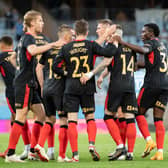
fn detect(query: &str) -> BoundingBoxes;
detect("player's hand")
[112,35,122,43]
[104,24,117,39]
[97,76,103,89]
[80,74,89,85]
[80,71,94,85]
[51,41,65,48]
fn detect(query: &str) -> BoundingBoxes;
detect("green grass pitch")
[0,133,168,168]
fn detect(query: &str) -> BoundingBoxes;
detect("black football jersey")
[0,51,15,90]
[107,43,137,92]
[14,33,36,86]
[143,38,168,89]
[34,34,51,96]
[53,40,117,95]
[39,47,65,95]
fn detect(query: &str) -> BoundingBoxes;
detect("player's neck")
[76,35,87,41]
[1,47,13,52]
[26,28,38,37]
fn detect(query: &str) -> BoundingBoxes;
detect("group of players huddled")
[0,9,168,163]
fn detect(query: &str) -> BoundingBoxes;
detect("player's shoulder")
[37,34,51,42]
[23,32,34,39]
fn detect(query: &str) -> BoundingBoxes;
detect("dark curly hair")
[144,23,160,37]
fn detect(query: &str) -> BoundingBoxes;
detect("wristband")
[85,71,94,79]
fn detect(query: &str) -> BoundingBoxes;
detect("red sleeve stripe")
[148,51,154,64]
[0,66,6,77]
[26,49,32,62]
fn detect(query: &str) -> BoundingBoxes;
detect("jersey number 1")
[121,54,134,76]
[48,58,61,79]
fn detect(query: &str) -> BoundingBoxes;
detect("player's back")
[144,39,168,89]
[107,44,136,92]
[14,33,36,85]
[62,40,96,95]
[40,47,65,95]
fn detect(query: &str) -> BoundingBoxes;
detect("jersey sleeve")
[52,47,66,76]
[23,34,36,49]
[92,41,117,58]
[143,40,153,53]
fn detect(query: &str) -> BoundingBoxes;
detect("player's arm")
[97,68,109,89]
[95,24,116,45]
[93,41,118,58]
[36,54,46,97]
[9,52,17,68]
[36,63,44,96]
[80,42,117,84]
[113,36,152,54]
[52,47,67,76]
[27,41,62,56]
[80,57,112,85]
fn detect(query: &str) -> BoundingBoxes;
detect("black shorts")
[15,84,42,109]
[43,91,64,117]
[63,94,95,114]
[6,89,16,114]
[137,86,168,111]
[105,89,137,114]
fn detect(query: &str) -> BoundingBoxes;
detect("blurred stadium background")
[0,0,168,132]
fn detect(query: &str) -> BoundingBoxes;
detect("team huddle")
[0,9,168,163]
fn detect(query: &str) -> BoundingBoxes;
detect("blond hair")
[57,24,71,38]
[24,10,42,28]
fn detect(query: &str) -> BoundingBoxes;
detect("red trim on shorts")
[148,51,154,64]
[6,97,15,114]
[0,66,6,77]
[26,49,32,62]
[105,92,109,110]
[111,57,114,67]
[137,87,145,107]
[23,84,30,108]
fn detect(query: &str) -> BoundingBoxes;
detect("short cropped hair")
[75,19,89,36]
[57,24,72,38]
[0,36,13,46]
[98,19,113,25]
